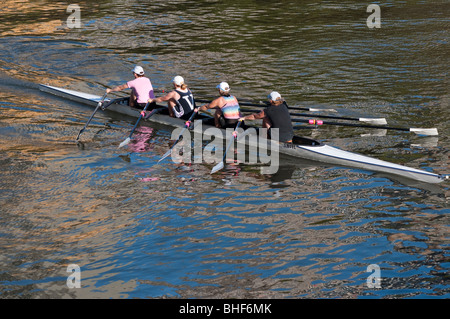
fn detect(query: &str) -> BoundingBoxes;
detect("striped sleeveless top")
[221,95,240,119]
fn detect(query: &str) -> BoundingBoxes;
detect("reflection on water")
[0,0,449,299]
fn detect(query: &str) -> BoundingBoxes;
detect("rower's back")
[264,101,294,143]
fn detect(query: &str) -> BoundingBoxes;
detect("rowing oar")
[118,101,156,148]
[211,120,243,174]
[100,97,126,111]
[76,92,108,141]
[238,106,387,125]
[195,98,335,113]
[157,109,198,163]
[292,118,439,136]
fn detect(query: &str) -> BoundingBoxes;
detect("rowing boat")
[38,84,448,184]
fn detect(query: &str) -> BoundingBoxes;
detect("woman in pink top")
[106,66,155,109]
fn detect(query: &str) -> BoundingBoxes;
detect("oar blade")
[410,128,438,136]
[118,137,131,148]
[76,129,84,141]
[359,118,387,125]
[210,161,224,174]
[158,149,172,163]
[307,107,337,112]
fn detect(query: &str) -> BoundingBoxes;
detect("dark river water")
[0,0,449,299]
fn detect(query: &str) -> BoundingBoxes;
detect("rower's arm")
[198,97,222,112]
[106,83,128,93]
[150,91,177,103]
[241,110,265,121]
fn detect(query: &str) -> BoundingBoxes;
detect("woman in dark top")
[148,75,195,120]
[240,91,294,143]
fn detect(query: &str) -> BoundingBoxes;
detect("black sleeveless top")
[173,89,195,120]
[264,102,294,142]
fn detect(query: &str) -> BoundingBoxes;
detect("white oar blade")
[309,108,337,112]
[210,162,224,174]
[410,128,438,136]
[359,118,387,125]
[158,150,172,163]
[118,137,131,148]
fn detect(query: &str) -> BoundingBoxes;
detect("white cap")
[173,75,184,86]
[216,82,230,92]
[268,91,281,101]
[132,66,145,75]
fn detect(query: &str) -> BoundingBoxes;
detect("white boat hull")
[39,84,447,184]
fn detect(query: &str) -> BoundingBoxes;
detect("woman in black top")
[240,92,294,143]
[148,75,195,120]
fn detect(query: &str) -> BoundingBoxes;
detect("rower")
[148,76,196,120]
[197,82,243,129]
[106,65,155,109]
[239,91,294,143]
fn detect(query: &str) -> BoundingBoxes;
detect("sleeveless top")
[264,102,294,142]
[126,77,154,104]
[173,89,195,120]
[221,95,241,120]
